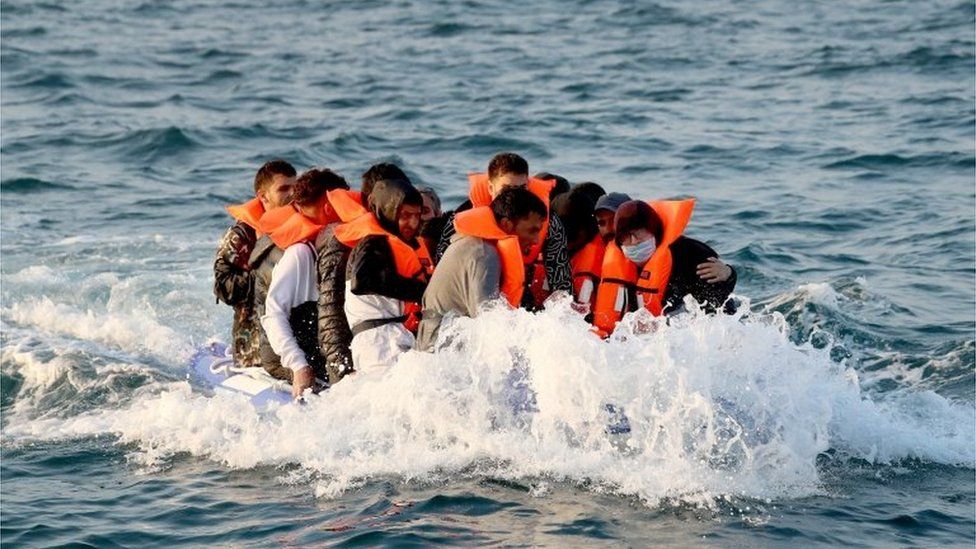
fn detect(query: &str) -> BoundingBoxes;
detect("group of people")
[213,153,737,397]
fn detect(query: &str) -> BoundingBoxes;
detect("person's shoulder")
[443,235,496,261]
[670,235,713,253]
[283,240,316,261]
[669,236,717,262]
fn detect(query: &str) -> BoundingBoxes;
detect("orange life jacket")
[333,213,433,333]
[591,199,695,337]
[467,173,554,305]
[258,205,327,250]
[226,197,266,235]
[327,189,367,222]
[453,206,526,308]
[571,235,606,306]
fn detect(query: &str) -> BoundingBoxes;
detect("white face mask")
[621,237,656,264]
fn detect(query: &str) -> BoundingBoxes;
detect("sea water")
[2,0,974,546]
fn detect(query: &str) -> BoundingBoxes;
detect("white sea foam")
[4,295,972,506]
[3,297,193,361]
[5,265,64,285]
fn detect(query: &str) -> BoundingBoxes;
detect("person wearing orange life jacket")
[334,179,432,373]
[317,163,413,383]
[591,200,737,337]
[434,153,573,310]
[415,185,449,263]
[416,187,548,351]
[259,168,349,398]
[213,159,296,368]
[552,183,608,309]
[593,192,632,243]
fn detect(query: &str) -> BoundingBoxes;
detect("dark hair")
[534,172,571,200]
[362,163,409,203]
[253,159,296,194]
[614,200,663,244]
[553,185,600,245]
[490,186,547,224]
[572,181,606,205]
[415,185,441,213]
[292,168,349,207]
[487,152,528,180]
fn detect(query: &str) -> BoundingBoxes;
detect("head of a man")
[292,168,349,225]
[487,152,529,199]
[415,185,442,222]
[254,159,297,210]
[534,172,570,201]
[553,186,601,256]
[369,179,423,243]
[490,186,547,255]
[361,162,408,206]
[614,200,663,265]
[594,192,632,243]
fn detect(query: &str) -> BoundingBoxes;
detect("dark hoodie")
[317,179,426,383]
[346,179,427,304]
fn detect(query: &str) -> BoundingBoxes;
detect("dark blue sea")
[2,0,974,546]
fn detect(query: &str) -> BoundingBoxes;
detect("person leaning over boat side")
[318,163,412,384]
[334,179,432,372]
[259,168,349,398]
[416,186,547,351]
[592,200,736,337]
[434,153,572,309]
[213,159,295,368]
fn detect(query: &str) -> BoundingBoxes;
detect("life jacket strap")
[350,315,410,337]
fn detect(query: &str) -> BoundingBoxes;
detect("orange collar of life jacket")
[634,199,695,315]
[226,198,266,235]
[467,173,553,268]
[467,173,556,209]
[334,213,434,281]
[258,205,326,250]
[327,189,367,222]
[571,235,606,299]
[453,206,526,308]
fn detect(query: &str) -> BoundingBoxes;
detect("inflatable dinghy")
[188,342,293,409]
[187,343,629,433]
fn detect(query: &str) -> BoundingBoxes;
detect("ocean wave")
[1,177,76,193]
[822,152,974,170]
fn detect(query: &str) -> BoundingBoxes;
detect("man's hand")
[292,366,314,399]
[696,257,732,284]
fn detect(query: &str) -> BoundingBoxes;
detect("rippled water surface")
[2,0,974,546]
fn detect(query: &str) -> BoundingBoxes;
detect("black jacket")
[317,230,353,383]
[626,236,737,315]
[318,179,426,383]
[347,235,427,302]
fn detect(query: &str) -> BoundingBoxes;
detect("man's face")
[420,193,439,222]
[258,174,295,210]
[595,209,616,242]
[500,212,545,255]
[397,203,422,242]
[488,173,528,199]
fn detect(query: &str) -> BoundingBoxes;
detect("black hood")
[368,178,422,235]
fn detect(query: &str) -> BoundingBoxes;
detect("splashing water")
[4,295,971,507]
